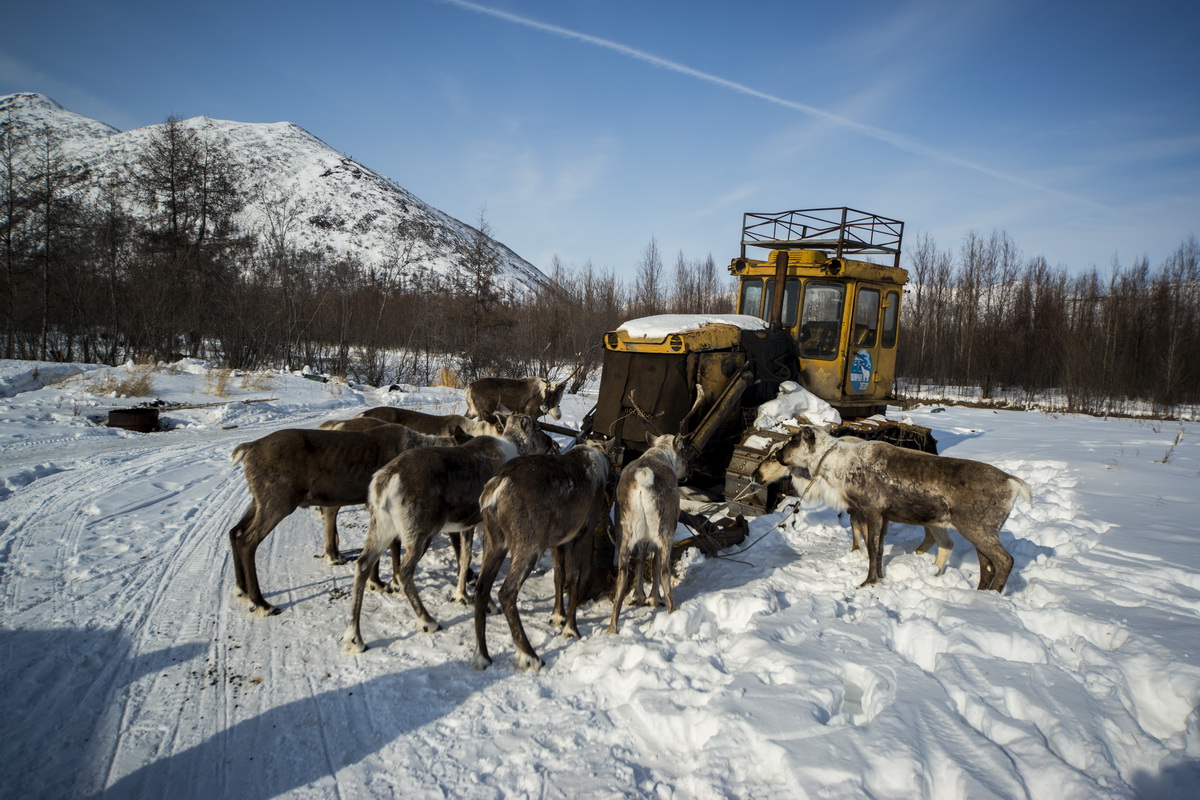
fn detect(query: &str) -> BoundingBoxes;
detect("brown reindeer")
[341,415,550,652]
[464,376,567,424]
[470,439,614,671]
[228,423,468,616]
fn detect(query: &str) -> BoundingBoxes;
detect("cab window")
[738,278,764,318]
[763,279,800,327]
[852,288,880,347]
[881,291,900,348]
[799,281,845,360]
[738,277,799,327]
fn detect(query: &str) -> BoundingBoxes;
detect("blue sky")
[3,0,1197,283]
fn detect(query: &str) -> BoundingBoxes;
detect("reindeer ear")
[800,427,816,446]
[451,425,471,444]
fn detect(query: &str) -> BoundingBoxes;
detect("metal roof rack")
[741,207,904,268]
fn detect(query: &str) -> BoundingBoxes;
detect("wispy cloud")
[437,0,1096,207]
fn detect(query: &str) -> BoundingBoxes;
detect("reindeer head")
[501,414,543,455]
[540,379,567,421]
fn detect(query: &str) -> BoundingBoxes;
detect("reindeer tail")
[1010,476,1033,508]
[633,466,655,490]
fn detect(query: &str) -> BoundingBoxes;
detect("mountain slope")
[0,92,550,295]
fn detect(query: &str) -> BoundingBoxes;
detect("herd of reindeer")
[228,375,1032,672]
[227,375,692,672]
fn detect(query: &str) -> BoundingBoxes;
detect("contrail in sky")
[439,0,1087,204]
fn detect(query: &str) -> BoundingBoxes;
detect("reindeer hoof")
[549,612,567,629]
[418,619,441,634]
[341,636,367,655]
[250,603,280,617]
[324,552,345,566]
[470,652,492,671]
[606,623,620,635]
[562,624,580,640]
[515,651,544,672]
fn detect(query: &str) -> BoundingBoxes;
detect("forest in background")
[3,117,1198,417]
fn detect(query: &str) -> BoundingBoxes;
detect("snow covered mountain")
[0,92,551,295]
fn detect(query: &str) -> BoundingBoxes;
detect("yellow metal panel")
[604,322,744,354]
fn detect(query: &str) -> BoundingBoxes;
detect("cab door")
[845,285,881,397]
[844,284,902,402]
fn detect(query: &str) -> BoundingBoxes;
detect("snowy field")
[1,358,1198,799]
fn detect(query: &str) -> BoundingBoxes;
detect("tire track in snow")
[89,446,254,794]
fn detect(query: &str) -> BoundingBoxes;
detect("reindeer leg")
[645,549,664,609]
[236,501,292,615]
[607,538,635,635]
[920,526,953,574]
[657,541,676,614]
[398,530,441,633]
[368,542,398,593]
[631,545,649,607]
[850,515,865,552]
[449,530,470,605]
[560,533,592,640]
[470,532,507,671]
[341,535,392,654]
[321,506,343,565]
[962,523,1012,592]
[549,547,568,629]
[859,512,886,588]
[228,502,256,600]
[499,549,543,671]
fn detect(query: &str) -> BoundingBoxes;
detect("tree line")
[4,113,1197,416]
[899,230,1200,416]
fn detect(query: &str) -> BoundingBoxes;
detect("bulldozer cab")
[732,208,907,419]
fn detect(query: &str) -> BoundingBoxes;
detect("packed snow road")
[1,359,1198,799]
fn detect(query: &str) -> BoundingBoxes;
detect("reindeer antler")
[678,384,706,434]
[626,389,665,435]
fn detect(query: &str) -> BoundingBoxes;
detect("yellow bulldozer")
[579,207,936,522]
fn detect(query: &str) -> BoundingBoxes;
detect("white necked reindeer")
[607,432,690,634]
[341,414,549,652]
[357,406,500,438]
[470,439,614,672]
[752,434,955,575]
[228,422,469,616]
[752,425,1030,591]
[464,376,567,425]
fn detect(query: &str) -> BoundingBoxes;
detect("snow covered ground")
[1,358,1198,799]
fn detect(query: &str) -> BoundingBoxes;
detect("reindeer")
[464,376,567,425]
[341,415,549,652]
[357,406,500,437]
[228,422,468,616]
[470,439,614,672]
[752,426,1030,591]
[607,433,690,634]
